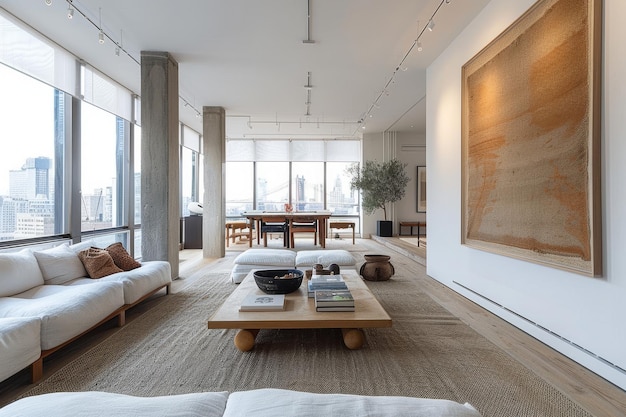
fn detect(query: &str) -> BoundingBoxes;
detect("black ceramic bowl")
[253,269,304,294]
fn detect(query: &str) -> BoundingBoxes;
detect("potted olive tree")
[347,159,410,237]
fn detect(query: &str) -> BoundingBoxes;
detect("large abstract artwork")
[461,0,602,276]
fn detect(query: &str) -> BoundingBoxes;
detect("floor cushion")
[294,249,356,269]
[230,249,296,284]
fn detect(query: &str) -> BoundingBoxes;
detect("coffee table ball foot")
[341,328,365,349]
[234,329,259,352]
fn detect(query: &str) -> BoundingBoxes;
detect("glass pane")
[256,162,289,211]
[326,162,360,215]
[292,162,324,211]
[133,124,141,226]
[0,65,59,241]
[181,146,195,217]
[226,162,253,217]
[80,102,119,231]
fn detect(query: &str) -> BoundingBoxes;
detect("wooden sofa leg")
[117,310,126,327]
[166,283,171,295]
[31,357,43,383]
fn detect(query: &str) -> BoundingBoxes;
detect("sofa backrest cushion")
[33,244,88,285]
[0,249,45,297]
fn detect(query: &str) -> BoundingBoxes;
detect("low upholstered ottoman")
[230,249,296,284]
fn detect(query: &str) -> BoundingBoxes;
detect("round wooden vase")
[360,254,394,281]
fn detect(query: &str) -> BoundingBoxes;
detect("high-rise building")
[9,157,52,200]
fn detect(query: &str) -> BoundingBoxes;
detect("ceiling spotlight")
[98,7,104,44]
[445,0,451,3]
[417,41,423,52]
[427,20,435,31]
[45,0,52,5]
[115,46,120,56]
[67,6,74,19]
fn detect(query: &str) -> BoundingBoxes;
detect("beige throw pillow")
[78,247,123,279]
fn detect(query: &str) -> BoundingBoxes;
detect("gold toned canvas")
[461,0,602,276]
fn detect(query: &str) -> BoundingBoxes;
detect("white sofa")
[230,249,357,283]
[0,388,482,417]
[0,317,40,384]
[0,241,171,384]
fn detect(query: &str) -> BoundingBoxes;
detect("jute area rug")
[21,259,590,417]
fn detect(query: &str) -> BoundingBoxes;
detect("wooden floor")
[1,237,625,416]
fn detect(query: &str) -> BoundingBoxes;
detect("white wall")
[427,0,626,389]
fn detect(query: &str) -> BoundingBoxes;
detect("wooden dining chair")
[260,217,289,247]
[289,217,318,248]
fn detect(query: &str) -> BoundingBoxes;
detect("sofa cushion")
[78,248,124,279]
[0,317,41,383]
[106,242,141,271]
[34,244,88,285]
[66,261,172,305]
[0,282,124,350]
[223,389,482,417]
[0,391,229,417]
[0,249,44,297]
[295,250,356,268]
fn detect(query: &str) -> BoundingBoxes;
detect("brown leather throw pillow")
[78,247,123,279]
[106,242,141,271]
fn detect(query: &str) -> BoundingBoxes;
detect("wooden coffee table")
[207,269,392,351]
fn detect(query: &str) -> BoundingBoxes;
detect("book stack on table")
[314,289,355,312]
[307,274,348,297]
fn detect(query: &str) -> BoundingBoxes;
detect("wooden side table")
[328,222,355,244]
[226,221,252,247]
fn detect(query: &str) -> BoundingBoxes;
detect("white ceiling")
[0,0,489,139]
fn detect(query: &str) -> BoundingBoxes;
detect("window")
[0,65,61,241]
[80,102,125,232]
[292,162,324,211]
[256,162,289,211]
[226,162,253,216]
[326,162,359,215]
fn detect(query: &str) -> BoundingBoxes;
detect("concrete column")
[202,106,226,258]
[140,51,179,279]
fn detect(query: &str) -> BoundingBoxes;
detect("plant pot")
[360,254,394,281]
[376,220,393,237]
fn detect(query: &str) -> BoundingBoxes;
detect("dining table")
[241,211,332,248]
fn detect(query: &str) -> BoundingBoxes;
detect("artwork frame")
[417,166,426,213]
[461,0,602,276]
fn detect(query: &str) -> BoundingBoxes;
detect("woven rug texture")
[21,253,591,417]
